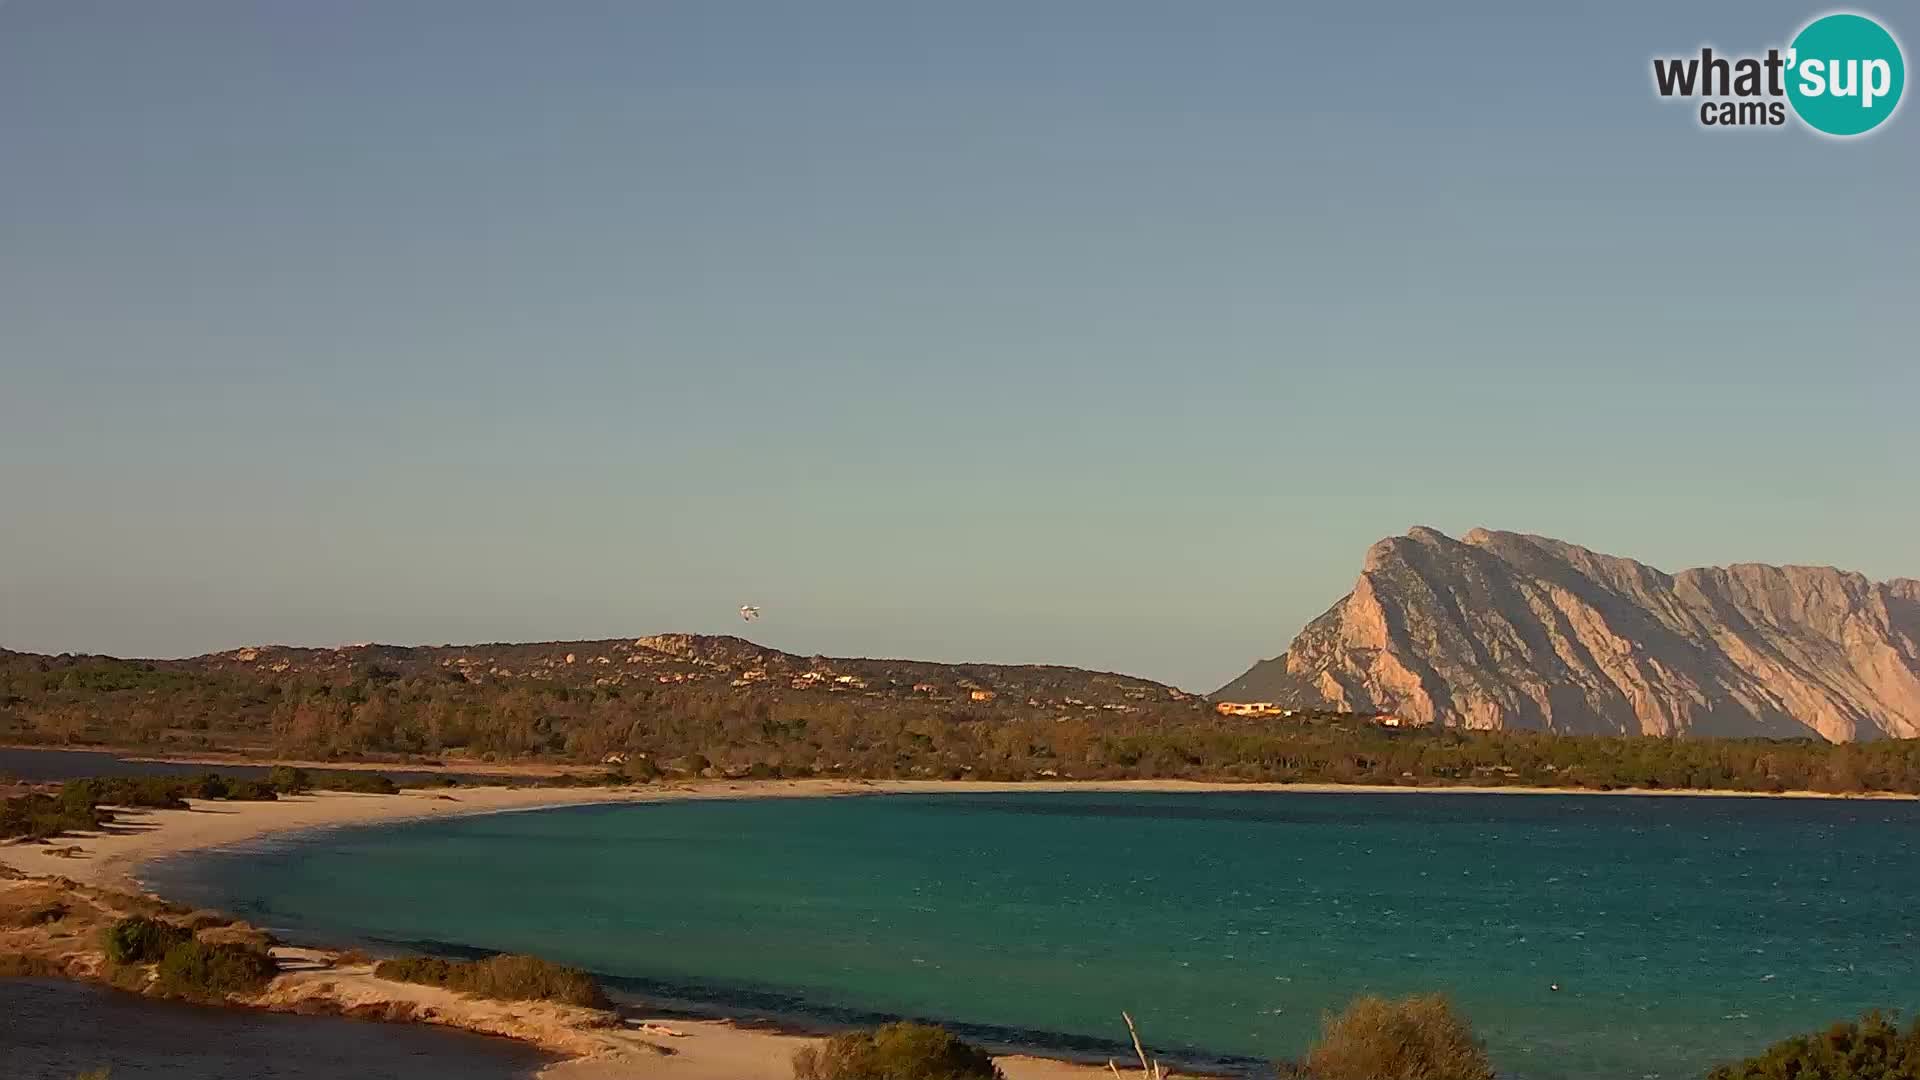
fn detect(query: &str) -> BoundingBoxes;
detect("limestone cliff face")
[1217,528,1920,741]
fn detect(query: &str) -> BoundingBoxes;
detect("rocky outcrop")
[1218,528,1920,741]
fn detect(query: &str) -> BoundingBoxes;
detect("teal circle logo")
[1786,12,1905,135]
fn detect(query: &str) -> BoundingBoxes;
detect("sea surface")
[150,791,1920,1080]
[0,978,553,1079]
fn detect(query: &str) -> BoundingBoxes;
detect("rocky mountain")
[1218,528,1920,742]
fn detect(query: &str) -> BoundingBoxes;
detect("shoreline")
[12,743,1920,804]
[8,775,1915,896]
[0,779,1131,1079]
[4,776,1914,1078]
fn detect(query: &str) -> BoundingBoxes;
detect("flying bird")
[739,605,760,622]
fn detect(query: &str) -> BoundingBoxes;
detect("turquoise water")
[153,792,1920,1079]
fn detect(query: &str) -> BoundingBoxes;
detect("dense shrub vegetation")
[190,773,276,800]
[0,764,401,841]
[1288,993,1493,1080]
[267,764,309,792]
[153,939,278,1000]
[2,768,400,841]
[97,914,276,999]
[302,769,399,794]
[6,648,1920,794]
[372,953,609,1008]
[792,1022,1004,1080]
[1707,1011,1920,1079]
[0,792,108,840]
[58,777,190,811]
[101,916,193,966]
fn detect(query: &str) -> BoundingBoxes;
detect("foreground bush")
[0,792,106,841]
[307,770,399,794]
[267,765,311,794]
[154,939,278,999]
[1707,1011,1920,1080]
[59,777,189,810]
[792,1022,1003,1080]
[1292,993,1493,1080]
[373,953,609,1008]
[44,770,394,823]
[188,773,278,801]
[101,916,192,966]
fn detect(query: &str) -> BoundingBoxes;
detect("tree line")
[6,660,1920,794]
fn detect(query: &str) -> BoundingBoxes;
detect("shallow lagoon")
[155,791,1920,1079]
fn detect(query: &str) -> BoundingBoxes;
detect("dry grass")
[1292,993,1493,1080]
[70,882,185,920]
[0,951,67,977]
[0,882,73,929]
[792,1021,1002,1080]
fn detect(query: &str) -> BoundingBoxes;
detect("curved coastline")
[1,780,855,894]
[0,781,1132,1080]
[23,774,1884,895]
[120,782,1269,1076]
[7,777,1917,1079]
[154,823,1272,1078]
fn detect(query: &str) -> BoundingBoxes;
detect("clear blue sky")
[2,1,1914,691]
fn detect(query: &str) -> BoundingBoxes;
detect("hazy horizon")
[3,2,1914,692]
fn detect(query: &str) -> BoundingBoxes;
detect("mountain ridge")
[3,633,1190,713]
[1218,527,1920,742]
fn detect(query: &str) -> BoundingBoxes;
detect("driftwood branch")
[1117,1011,1166,1079]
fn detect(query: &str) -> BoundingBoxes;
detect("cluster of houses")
[410,642,1178,716]
[1215,701,1297,718]
[907,682,998,703]
[1213,701,1428,728]
[729,669,872,691]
